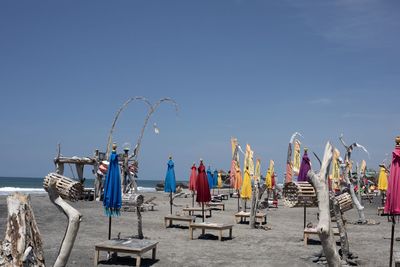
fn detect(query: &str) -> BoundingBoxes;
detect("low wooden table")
[234,211,266,224]
[94,238,158,266]
[303,227,340,246]
[207,202,225,211]
[164,215,195,227]
[189,222,233,241]
[183,207,212,218]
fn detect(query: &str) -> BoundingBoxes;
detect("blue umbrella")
[164,156,176,214]
[207,166,213,190]
[103,144,122,239]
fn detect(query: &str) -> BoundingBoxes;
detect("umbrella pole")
[202,202,205,222]
[108,217,112,240]
[170,192,173,215]
[237,190,240,212]
[390,215,395,267]
[245,200,247,212]
[192,191,194,207]
[303,205,307,229]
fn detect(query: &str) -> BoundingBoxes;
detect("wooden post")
[0,193,45,267]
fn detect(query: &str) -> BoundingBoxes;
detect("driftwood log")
[48,178,82,267]
[307,142,341,266]
[249,181,267,229]
[339,136,367,224]
[0,193,45,267]
[43,173,83,201]
[122,194,144,239]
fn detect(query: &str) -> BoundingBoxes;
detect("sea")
[0,176,175,196]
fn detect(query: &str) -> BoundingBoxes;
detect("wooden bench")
[213,194,228,200]
[183,207,212,218]
[234,211,267,225]
[94,238,158,266]
[207,202,225,211]
[164,215,195,227]
[303,227,340,246]
[189,222,233,241]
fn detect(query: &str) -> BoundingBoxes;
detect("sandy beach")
[0,190,393,266]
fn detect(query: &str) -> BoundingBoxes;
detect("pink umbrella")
[384,136,400,267]
[189,163,197,207]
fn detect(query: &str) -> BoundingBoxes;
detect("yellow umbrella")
[254,159,261,181]
[378,166,388,191]
[240,167,252,200]
[265,160,274,189]
[217,172,222,188]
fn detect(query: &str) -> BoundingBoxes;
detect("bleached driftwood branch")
[307,142,341,266]
[48,179,82,267]
[339,135,366,224]
[250,181,267,229]
[0,193,45,267]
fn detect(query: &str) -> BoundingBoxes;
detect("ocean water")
[0,176,175,196]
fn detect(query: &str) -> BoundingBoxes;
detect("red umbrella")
[189,163,197,207]
[196,160,211,222]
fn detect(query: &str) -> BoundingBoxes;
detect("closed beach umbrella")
[164,156,176,214]
[384,136,400,267]
[213,169,218,187]
[241,167,252,211]
[217,171,222,194]
[189,163,197,206]
[265,160,274,189]
[378,165,388,192]
[234,165,243,211]
[103,143,122,240]
[297,149,311,182]
[196,160,211,221]
[207,166,213,190]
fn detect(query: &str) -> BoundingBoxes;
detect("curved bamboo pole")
[130,97,179,161]
[105,96,152,157]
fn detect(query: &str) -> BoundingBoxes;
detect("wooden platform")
[234,211,267,224]
[94,238,158,266]
[164,215,195,227]
[189,222,233,241]
[303,227,340,246]
[207,202,225,211]
[183,207,212,218]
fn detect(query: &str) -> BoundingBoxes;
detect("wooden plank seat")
[234,211,267,225]
[94,238,158,267]
[212,194,228,200]
[164,215,196,227]
[207,202,225,211]
[183,207,212,218]
[189,222,233,241]
[303,227,340,246]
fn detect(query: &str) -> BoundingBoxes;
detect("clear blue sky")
[1,0,399,183]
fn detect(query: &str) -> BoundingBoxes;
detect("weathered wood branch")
[48,179,82,267]
[307,142,341,267]
[0,193,45,267]
[250,182,267,228]
[331,194,350,261]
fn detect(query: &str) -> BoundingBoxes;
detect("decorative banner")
[360,160,366,176]
[285,143,293,184]
[254,159,261,181]
[293,139,301,176]
[244,144,251,173]
[331,148,341,191]
[249,149,255,178]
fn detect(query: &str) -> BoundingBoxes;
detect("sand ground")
[0,189,394,266]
